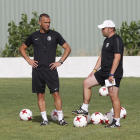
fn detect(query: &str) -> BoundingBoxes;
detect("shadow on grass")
[32,115,69,124]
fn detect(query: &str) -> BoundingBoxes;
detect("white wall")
[0,56,140,78]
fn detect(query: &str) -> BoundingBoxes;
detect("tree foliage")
[116,21,140,55]
[2,12,62,57]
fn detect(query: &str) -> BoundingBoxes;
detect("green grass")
[0,78,140,140]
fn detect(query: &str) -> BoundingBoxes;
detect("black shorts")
[32,70,59,93]
[94,70,121,87]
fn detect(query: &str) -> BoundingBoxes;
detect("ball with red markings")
[91,112,104,124]
[51,109,58,121]
[51,109,64,121]
[103,112,114,124]
[73,116,87,127]
[19,109,33,121]
[111,107,127,119]
[85,113,91,124]
[99,86,109,96]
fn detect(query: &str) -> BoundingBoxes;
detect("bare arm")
[49,42,71,70]
[19,43,38,68]
[59,42,71,62]
[88,55,101,77]
[93,55,101,71]
[108,53,121,82]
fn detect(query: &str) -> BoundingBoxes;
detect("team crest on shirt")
[106,43,109,47]
[47,36,51,41]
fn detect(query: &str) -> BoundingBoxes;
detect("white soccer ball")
[111,107,127,119]
[103,112,114,124]
[85,113,91,124]
[91,112,104,124]
[51,109,64,121]
[51,109,58,121]
[73,116,87,127]
[19,109,33,121]
[99,86,109,96]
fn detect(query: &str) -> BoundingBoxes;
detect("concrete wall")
[0,56,139,78]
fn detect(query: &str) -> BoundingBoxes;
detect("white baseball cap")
[98,20,115,29]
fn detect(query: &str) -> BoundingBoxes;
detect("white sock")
[81,103,89,112]
[114,118,120,126]
[57,110,63,121]
[41,111,48,121]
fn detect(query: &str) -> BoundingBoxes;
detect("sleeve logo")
[106,43,109,48]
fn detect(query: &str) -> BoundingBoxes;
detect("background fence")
[1,0,140,56]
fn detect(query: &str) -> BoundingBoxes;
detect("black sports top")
[24,29,66,70]
[101,34,124,78]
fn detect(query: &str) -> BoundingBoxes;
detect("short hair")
[39,13,50,21]
[109,27,116,32]
[112,27,116,32]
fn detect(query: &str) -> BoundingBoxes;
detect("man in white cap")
[72,20,124,128]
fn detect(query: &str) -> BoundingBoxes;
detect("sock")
[81,103,89,112]
[114,118,120,126]
[41,111,48,121]
[57,110,63,121]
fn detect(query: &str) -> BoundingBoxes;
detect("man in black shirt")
[72,20,123,128]
[20,13,71,126]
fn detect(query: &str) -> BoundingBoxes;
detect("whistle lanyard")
[40,32,47,53]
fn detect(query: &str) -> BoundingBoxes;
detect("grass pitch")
[0,78,140,140]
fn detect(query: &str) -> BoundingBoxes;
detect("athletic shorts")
[32,70,59,93]
[94,70,121,88]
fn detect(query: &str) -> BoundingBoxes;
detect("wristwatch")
[58,60,63,64]
[109,73,114,76]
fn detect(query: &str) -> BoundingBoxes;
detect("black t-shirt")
[24,29,66,70]
[101,34,124,78]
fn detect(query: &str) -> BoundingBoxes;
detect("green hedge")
[116,21,140,56]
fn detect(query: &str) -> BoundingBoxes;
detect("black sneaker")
[40,120,49,126]
[72,106,88,116]
[59,119,68,126]
[105,119,121,128]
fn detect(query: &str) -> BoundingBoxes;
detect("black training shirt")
[101,34,124,78]
[24,29,66,70]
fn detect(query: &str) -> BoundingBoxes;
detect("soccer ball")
[99,86,109,96]
[51,109,58,121]
[103,112,114,124]
[85,113,91,124]
[73,116,87,127]
[111,107,127,119]
[91,112,104,124]
[19,109,33,121]
[51,109,64,121]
